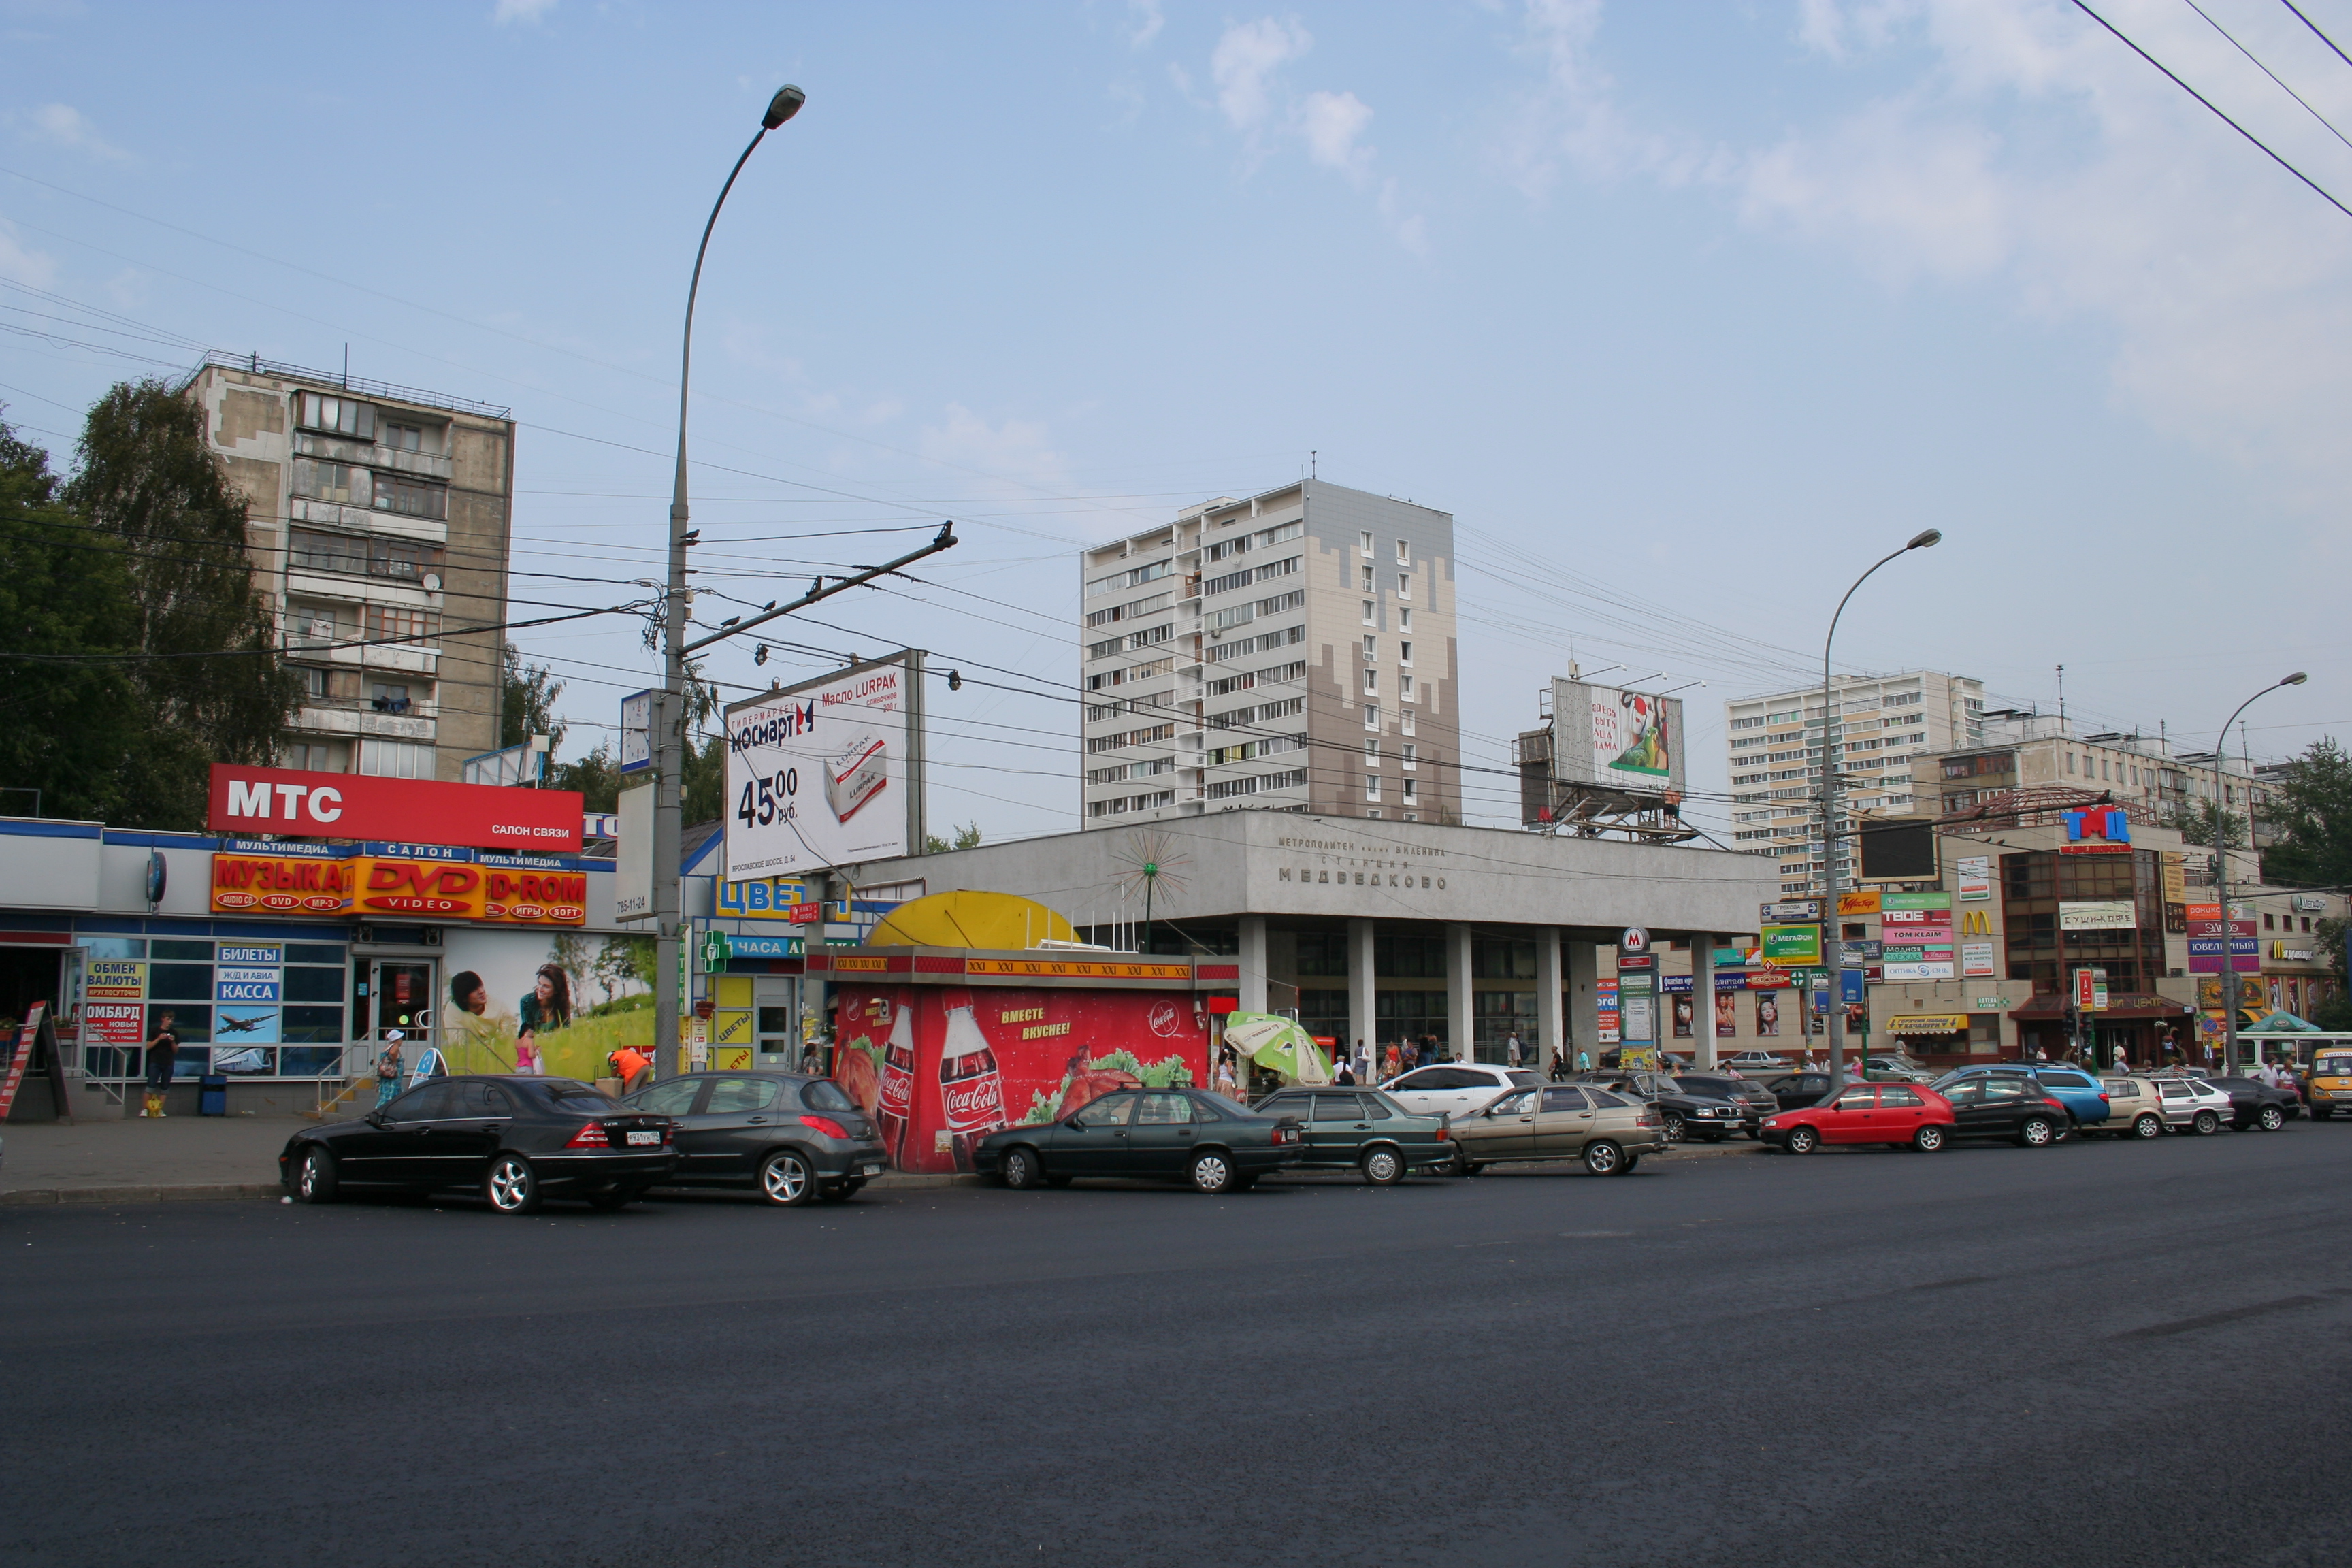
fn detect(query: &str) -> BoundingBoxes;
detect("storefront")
[1,817,620,1118]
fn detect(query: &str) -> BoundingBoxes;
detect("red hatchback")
[1759,1081,1955,1154]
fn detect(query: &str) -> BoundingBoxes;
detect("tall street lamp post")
[1820,529,1940,1089]
[2212,671,2307,1075]
[655,85,805,1077]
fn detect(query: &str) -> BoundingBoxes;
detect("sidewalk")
[1,1115,301,1204]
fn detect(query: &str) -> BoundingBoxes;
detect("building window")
[2066,753,2075,774]
[1362,668,1378,695]
[365,604,439,644]
[282,741,347,772]
[287,602,344,647]
[1361,600,1376,625]
[1362,634,1377,662]
[1402,778,1417,804]
[1397,573,1411,599]
[298,392,376,440]
[1395,538,1409,564]
[1363,704,1381,731]
[1361,565,1375,593]
[1402,744,1416,769]
[1365,808,1382,819]
[369,681,414,714]
[292,459,371,508]
[372,473,448,521]
[1359,530,1373,555]
[380,420,441,455]
[1399,640,1412,665]
[1401,674,1415,700]
[1400,710,1414,737]
[358,739,434,779]
[1365,738,1379,762]
[1366,774,1382,800]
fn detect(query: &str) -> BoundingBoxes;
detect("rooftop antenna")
[2055,664,2066,728]
[1310,450,1318,480]
[342,343,350,388]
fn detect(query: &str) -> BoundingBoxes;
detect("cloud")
[1493,0,1703,197]
[919,404,1069,491]
[0,223,59,290]
[1378,178,1428,256]
[1298,89,1375,182]
[492,0,557,24]
[20,103,127,161]
[1125,0,1162,51]
[1795,0,1918,62]
[1212,18,1311,131]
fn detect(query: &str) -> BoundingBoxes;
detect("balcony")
[293,700,437,744]
[292,429,456,481]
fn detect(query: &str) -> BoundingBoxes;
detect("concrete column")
[1237,915,1269,1015]
[1536,926,1564,1074]
[1690,938,1716,1071]
[1348,918,1377,1078]
[1448,921,1475,1062]
[1566,941,1600,1069]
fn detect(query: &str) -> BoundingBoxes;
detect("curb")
[1,1183,284,1206]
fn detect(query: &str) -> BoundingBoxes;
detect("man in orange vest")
[606,1046,653,1094]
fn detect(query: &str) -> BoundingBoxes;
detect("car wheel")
[485,1154,540,1214]
[587,1183,644,1212]
[1621,1154,1641,1174]
[1583,1139,1625,1177]
[1189,1151,1235,1194]
[1912,1125,1946,1152]
[1784,1125,1819,1155]
[1661,1111,1686,1143]
[291,1145,338,1204]
[2019,1117,2055,1148]
[2192,1110,2219,1137]
[2259,1105,2285,1132]
[1361,1147,1405,1186]
[999,1145,1044,1191]
[757,1149,817,1207]
[2134,1113,2162,1139]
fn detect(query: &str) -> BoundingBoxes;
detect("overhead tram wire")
[2184,0,2352,153]
[2281,0,2352,71]
[2073,0,2352,220]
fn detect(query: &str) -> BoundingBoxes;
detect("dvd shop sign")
[211,853,355,913]
[211,851,587,926]
[206,764,583,852]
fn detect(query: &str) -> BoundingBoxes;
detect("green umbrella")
[1221,1012,1330,1085]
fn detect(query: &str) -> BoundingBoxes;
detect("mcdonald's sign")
[1959,909,1994,937]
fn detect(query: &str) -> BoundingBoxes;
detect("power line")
[2073,0,2352,220]
[2183,0,2352,154]
[2281,0,2352,72]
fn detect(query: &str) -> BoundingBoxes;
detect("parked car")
[1450,1083,1663,1176]
[1250,1088,1458,1183]
[617,1070,887,1205]
[1571,1071,1746,1143]
[280,1075,678,1213]
[1932,1064,2112,1130]
[1721,1051,1791,1073]
[977,1088,1305,1194]
[2304,1047,2352,1119]
[1379,1062,1541,1117]
[2139,1074,2236,1135]
[1763,1071,1835,1112]
[2199,1075,2301,1132]
[2098,1077,2174,1139]
[1760,1081,1953,1154]
[1932,1075,2075,1147]
[1673,1075,1774,1138]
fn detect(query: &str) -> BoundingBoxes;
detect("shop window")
[1294,931,1349,977]
[148,963,214,1000]
[1472,939,1535,979]
[1375,934,1447,978]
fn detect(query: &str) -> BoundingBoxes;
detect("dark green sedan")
[1250,1087,1457,1185]
[976,1088,1305,1194]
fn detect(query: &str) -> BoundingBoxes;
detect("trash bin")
[199,1074,228,1117]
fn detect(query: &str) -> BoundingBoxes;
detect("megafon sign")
[206,765,583,853]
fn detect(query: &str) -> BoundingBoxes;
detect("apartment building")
[184,355,515,784]
[1725,670,1986,896]
[1079,479,1460,826]
[1920,710,2266,836]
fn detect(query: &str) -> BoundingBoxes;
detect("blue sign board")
[727,932,805,960]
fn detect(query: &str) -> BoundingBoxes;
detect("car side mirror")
[1064,1117,1087,1132]
[365,1111,386,1128]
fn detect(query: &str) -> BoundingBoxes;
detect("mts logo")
[223,778,344,825]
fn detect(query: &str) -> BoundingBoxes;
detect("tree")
[2261,738,2352,892]
[500,642,568,754]
[2315,915,2351,1030]
[594,933,657,1000]
[2161,798,2245,850]
[924,820,983,854]
[550,740,621,813]
[0,418,157,821]
[63,380,298,826]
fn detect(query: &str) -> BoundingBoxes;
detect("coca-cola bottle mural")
[937,990,1007,1173]
[876,1000,916,1167]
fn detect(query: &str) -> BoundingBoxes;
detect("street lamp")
[2212,671,2307,1075]
[654,84,805,1077]
[1820,528,1940,1089]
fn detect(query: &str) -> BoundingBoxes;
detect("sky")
[3,0,2348,848]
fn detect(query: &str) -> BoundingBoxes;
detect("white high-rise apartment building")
[1725,670,1986,896]
[1079,479,1461,827]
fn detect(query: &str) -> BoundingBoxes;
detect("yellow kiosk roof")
[863,889,1077,951]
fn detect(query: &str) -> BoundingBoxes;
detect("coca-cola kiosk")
[811,947,1230,1174]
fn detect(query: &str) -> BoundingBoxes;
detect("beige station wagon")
[2100,1075,2230,1137]
[1451,1083,1665,1178]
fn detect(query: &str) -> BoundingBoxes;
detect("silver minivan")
[1379,1063,1541,1118]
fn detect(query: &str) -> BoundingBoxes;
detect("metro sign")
[206,765,583,853]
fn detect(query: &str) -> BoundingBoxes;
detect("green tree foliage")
[500,642,568,753]
[2261,738,2352,892]
[0,419,159,821]
[2161,798,2245,850]
[551,740,621,813]
[924,820,983,854]
[62,380,297,825]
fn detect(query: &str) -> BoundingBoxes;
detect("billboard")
[1546,679,1686,793]
[206,765,582,852]
[724,653,922,880]
[828,985,1209,1174]
[1857,819,1938,881]
[208,850,587,926]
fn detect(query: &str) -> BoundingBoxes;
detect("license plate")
[860,1163,884,1176]
[625,1130,660,1147]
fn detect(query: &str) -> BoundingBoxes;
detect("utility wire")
[2073,0,2352,220]
[2184,0,2352,154]
[2281,0,2352,71]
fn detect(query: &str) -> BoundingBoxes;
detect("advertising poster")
[828,985,1209,1173]
[1596,979,1620,1044]
[1956,855,1992,902]
[2059,901,2136,930]
[1714,991,1737,1037]
[1836,891,1882,917]
[1590,687,1670,779]
[1754,992,1781,1036]
[87,958,146,1051]
[1961,942,1997,979]
[1760,924,1823,965]
[1671,991,1695,1039]
[206,764,581,851]
[210,853,586,926]
[725,654,916,880]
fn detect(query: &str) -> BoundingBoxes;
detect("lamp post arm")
[1818,542,1906,1089]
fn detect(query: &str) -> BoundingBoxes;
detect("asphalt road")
[7,1126,2351,1568]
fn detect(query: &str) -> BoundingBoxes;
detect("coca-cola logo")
[1148,1000,1180,1037]
[879,1064,913,1113]
[943,1075,1004,1129]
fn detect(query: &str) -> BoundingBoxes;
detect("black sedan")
[975,1087,1304,1194]
[1571,1071,1746,1143]
[2200,1075,2302,1132]
[1673,1075,1777,1138]
[280,1075,678,1213]
[618,1070,889,1205]
[1763,1071,1835,1112]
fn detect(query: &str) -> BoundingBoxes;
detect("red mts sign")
[828,985,1211,1175]
[206,764,583,852]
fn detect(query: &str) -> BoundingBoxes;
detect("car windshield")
[2315,1054,2352,1077]
[1507,1071,1541,1088]
[541,1081,617,1111]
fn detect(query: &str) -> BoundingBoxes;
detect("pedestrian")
[1505,1032,1524,1070]
[1335,1054,1356,1086]
[1722,1060,1744,1079]
[798,1041,822,1075]
[607,1045,653,1094]
[1548,1049,1565,1081]
[1382,1040,1400,1080]
[1214,1049,1238,1099]
[374,1030,405,1109]
[141,1010,179,1119]
[1576,1047,1591,1072]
